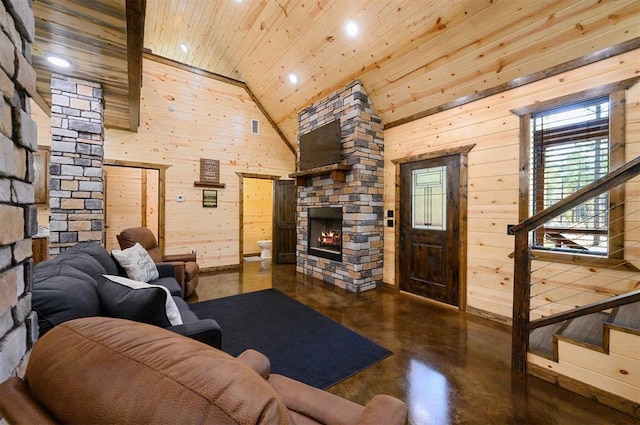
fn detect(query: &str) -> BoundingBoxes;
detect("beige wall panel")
[105,166,143,251]
[104,59,295,268]
[466,271,512,296]
[145,169,160,239]
[609,330,640,360]
[467,231,514,252]
[558,340,640,396]
[243,178,273,255]
[466,286,513,319]
[31,100,50,148]
[32,100,51,227]
[466,244,513,263]
[383,50,640,323]
[468,217,514,234]
[528,351,640,403]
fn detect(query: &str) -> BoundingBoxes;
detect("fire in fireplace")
[308,207,342,262]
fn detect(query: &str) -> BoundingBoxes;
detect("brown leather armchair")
[116,227,199,297]
[0,317,408,425]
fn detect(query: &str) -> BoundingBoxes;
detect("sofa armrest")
[237,349,271,380]
[0,377,58,425]
[155,262,176,279]
[163,253,196,263]
[268,373,364,425]
[166,319,221,349]
[357,395,408,425]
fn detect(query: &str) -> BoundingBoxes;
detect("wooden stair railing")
[511,155,640,374]
[528,289,640,331]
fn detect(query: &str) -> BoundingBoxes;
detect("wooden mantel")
[289,162,352,186]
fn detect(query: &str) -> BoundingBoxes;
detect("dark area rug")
[190,289,392,389]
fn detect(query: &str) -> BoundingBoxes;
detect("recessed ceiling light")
[181,43,188,53]
[288,73,298,84]
[346,20,358,37]
[46,55,71,68]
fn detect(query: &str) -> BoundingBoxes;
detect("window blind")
[530,96,609,252]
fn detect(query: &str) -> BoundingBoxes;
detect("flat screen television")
[299,120,341,171]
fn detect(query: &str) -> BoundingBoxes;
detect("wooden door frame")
[104,159,170,254]
[392,144,475,311]
[236,172,281,261]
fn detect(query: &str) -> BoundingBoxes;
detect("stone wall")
[296,81,384,292]
[0,0,38,382]
[48,74,104,255]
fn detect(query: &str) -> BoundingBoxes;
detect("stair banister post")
[512,229,531,374]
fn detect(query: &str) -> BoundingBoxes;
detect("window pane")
[530,96,609,254]
[412,166,446,230]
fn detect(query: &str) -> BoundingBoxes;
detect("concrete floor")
[190,261,637,425]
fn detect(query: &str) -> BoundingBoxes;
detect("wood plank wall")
[384,50,640,320]
[104,166,144,251]
[104,58,295,268]
[243,178,273,256]
[103,166,160,252]
[31,100,51,227]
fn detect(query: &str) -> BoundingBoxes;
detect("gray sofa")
[32,242,221,348]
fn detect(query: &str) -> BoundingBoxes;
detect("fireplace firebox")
[308,207,342,262]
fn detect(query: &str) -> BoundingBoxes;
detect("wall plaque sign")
[195,158,226,188]
[203,189,218,208]
[200,159,219,183]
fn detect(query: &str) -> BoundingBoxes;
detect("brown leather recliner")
[0,317,408,425]
[116,227,199,297]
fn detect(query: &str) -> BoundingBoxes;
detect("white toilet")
[257,240,272,259]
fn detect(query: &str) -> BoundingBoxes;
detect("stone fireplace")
[293,81,384,292]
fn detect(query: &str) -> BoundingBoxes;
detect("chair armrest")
[166,319,222,349]
[0,377,58,425]
[237,349,271,380]
[163,253,196,263]
[357,395,408,425]
[268,374,364,425]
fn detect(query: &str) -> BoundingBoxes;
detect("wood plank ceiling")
[31,0,640,143]
[143,0,640,148]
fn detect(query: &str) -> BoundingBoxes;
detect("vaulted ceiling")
[31,0,640,148]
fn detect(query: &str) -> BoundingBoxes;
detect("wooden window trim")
[514,79,640,268]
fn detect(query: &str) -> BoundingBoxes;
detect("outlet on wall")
[176,195,184,202]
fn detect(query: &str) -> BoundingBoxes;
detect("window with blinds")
[530,96,610,255]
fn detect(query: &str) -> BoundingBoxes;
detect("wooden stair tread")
[607,301,640,331]
[558,312,608,348]
[529,322,565,359]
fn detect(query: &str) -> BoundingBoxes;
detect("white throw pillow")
[100,275,183,326]
[112,243,159,282]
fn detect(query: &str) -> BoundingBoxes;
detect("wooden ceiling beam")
[32,90,51,117]
[125,0,146,132]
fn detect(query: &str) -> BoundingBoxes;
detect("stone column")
[48,75,104,255]
[0,0,38,381]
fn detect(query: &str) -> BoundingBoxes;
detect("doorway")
[241,176,275,258]
[103,160,169,252]
[395,145,473,308]
[238,173,279,262]
[237,173,297,264]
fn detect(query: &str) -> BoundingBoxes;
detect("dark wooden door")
[273,180,297,264]
[400,155,460,306]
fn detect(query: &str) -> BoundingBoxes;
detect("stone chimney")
[295,81,384,292]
